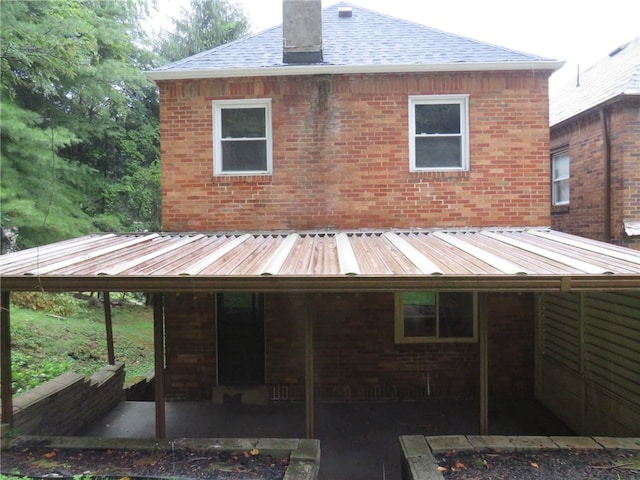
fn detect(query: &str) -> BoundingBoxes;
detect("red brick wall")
[551,100,640,249]
[164,293,217,400]
[164,292,534,401]
[159,71,551,232]
[487,293,535,399]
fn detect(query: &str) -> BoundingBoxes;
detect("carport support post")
[103,292,115,365]
[1,291,13,427]
[304,294,315,439]
[153,293,166,438]
[479,293,489,435]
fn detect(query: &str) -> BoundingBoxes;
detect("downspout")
[599,108,612,242]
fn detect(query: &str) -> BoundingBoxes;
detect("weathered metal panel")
[1,229,640,292]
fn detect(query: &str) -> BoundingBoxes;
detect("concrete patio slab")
[80,399,573,480]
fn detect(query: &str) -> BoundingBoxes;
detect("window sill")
[551,204,570,214]
[213,174,273,184]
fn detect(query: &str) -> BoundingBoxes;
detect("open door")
[216,293,265,385]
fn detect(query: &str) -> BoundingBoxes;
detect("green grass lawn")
[7,292,154,394]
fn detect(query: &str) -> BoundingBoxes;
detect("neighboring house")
[549,36,640,250]
[2,1,640,439]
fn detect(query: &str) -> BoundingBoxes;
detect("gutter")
[600,107,612,242]
[145,60,564,81]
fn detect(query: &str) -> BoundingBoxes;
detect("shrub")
[11,292,82,316]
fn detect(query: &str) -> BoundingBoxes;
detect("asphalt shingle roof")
[550,36,640,126]
[148,2,558,79]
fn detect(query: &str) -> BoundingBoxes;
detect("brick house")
[2,1,640,438]
[147,0,561,406]
[550,36,640,250]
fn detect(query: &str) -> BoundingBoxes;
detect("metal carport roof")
[2,228,639,292]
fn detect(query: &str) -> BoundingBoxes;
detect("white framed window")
[551,149,569,205]
[213,99,272,175]
[395,292,477,344]
[409,95,469,171]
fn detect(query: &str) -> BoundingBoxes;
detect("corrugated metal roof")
[2,228,639,292]
[146,2,560,81]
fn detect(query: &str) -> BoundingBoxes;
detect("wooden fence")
[536,291,640,435]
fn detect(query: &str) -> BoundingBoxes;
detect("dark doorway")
[216,293,265,385]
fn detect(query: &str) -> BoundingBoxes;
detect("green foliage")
[1,0,160,247]
[155,0,250,63]
[11,351,72,395]
[1,0,251,248]
[11,292,82,316]
[7,296,154,394]
[106,159,162,230]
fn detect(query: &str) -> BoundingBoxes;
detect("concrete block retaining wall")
[8,363,125,436]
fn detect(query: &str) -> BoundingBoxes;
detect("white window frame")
[213,98,272,176]
[395,291,478,344]
[551,148,570,206]
[409,95,470,172]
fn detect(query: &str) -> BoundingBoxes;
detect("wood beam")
[479,293,489,435]
[304,294,315,439]
[103,292,115,365]
[153,293,166,438]
[1,292,13,427]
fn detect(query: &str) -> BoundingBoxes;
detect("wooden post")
[153,293,166,438]
[103,292,115,365]
[1,292,13,427]
[304,294,315,439]
[479,293,489,435]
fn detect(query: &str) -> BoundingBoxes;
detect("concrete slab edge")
[401,436,640,480]
[6,435,320,480]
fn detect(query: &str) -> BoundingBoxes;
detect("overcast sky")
[151,0,640,91]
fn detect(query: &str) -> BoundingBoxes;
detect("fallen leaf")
[437,466,447,472]
[531,462,539,468]
[250,448,260,456]
[456,462,466,469]
[43,452,57,459]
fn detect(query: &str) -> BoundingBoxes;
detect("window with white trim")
[551,149,569,205]
[395,292,477,343]
[213,99,272,175]
[409,95,469,171]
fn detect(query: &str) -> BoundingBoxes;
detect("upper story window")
[409,95,469,171]
[213,99,272,176]
[551,149,570,205]
[395,291,477,344]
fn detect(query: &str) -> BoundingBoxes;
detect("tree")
[155,0,249,63]
[1,0,160,247]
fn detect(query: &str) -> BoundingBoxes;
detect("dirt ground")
[0,440,289,480]
[436,448,640,480]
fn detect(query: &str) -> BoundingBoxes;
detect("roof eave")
[145,61,564,82]
[550,91,640,128]
[2,273,637,294]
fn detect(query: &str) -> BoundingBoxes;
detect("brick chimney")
[283,0,323,63]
